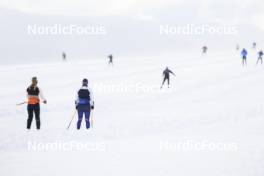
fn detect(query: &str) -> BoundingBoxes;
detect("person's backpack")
[78,89,90,105]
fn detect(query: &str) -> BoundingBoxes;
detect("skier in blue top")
[241,48,248,66]
[75,79,94,129]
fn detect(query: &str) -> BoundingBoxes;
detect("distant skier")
[236,44,240,51]
[256,50,263,65]
[62,52,66,61]
[75,79,94,129]
[108,54,113,65]
[202,46,208,55]
[160,67,175,89]
[26,77,47,130]
[241,48,248,66]
[252,42,257,49]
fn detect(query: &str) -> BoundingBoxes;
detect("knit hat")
[82,78,88,86]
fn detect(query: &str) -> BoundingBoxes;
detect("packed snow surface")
[1,52,264,176]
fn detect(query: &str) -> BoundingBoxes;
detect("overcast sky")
[0,1,260,15]
[0,0,264,64]
[1,0,264,28]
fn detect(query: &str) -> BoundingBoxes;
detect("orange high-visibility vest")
[27,86,40,105]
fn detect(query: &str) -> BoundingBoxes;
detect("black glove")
[91,101,94,110]
[75,101,78,109]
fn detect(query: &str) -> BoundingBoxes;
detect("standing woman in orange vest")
[26,77,47,130]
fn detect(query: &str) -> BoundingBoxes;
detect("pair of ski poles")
[66,109,94,130]
[16,101,93,130]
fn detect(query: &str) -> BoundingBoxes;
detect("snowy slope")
[1,52,264,176]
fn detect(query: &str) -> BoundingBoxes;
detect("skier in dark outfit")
[108,54,113,65]
[236,44,240,51]
[256,50,263,65]
[161,67,175,89]
[202,46,208,54]
[62,52,66,61]
[75,79,94,129]
[26,77,47,130]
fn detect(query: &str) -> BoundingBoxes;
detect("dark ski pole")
[16,101,27,106]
